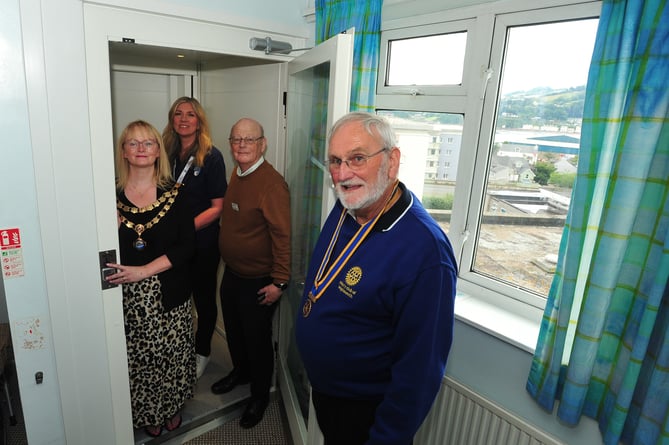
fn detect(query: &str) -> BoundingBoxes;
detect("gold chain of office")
[116,186,180,214]
[116,186,180,250]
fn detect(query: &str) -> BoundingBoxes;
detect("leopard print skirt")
[123,275,196,428]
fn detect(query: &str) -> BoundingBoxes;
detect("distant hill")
[498,86,586,129]
[379,86,587,129]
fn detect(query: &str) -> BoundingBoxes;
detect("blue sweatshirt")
[296,182,457,445]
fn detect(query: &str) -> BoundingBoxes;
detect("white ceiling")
[108,41,274,70]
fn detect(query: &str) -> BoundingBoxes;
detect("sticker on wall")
[14,317,46,350]
[1,228,25,279]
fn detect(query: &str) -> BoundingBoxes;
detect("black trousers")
[312,390,413,445]
[192,243,221,356]
[220,268,277,400]
[312,390,381,445]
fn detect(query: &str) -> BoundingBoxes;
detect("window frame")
[376,0,602,323]
[378,19,478,97]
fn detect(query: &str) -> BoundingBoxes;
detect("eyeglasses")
[229,136,263,146]
[124,139,158,151]
[326,148,388,171]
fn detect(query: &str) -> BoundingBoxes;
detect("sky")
[501,19,599,94]
[387,18,600,95]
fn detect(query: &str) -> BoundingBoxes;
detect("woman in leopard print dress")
[106,120,197,437]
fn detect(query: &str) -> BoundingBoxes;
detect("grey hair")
[328,112,397,149]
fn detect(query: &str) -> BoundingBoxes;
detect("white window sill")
[454,288,543,354]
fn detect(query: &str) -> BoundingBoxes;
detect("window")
[377,1,600,310]
[386,32,467,86]
[378,111,463,234]
[474,18,597,296]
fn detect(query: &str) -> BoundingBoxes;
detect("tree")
[533,161,556,185]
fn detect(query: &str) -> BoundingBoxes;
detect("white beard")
[335,158,392,211]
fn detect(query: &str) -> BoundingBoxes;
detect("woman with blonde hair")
[163,97,228,379]
[107,120,196,437]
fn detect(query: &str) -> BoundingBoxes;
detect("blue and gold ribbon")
[303,181,399,317]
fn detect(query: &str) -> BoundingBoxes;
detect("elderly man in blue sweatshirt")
[296,112,457,445]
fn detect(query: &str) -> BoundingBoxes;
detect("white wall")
[447,323,602,444]
[1,1,66,443]
[2,0,124,443]
[93,0,313,40]
[382,0,493,21]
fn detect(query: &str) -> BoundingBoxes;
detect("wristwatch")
[273,282,288,291]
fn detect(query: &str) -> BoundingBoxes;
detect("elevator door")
[278,30,354,445]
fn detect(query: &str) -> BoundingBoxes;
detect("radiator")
[414,376,563,445]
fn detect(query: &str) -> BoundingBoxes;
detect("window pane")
[386,33,466,86]
[473,19,598,296]
[377,110,464,234]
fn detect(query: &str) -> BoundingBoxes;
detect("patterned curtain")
[526,1,669,444]
[297,0,384,252]
[316,0,383,112]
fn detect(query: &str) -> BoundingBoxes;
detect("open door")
[277,30,353,445]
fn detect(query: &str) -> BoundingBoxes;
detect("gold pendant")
[302,291,316,318]
[133,224,146,250]
[302,299,312,318]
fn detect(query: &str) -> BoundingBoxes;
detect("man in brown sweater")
[212,118,291,429]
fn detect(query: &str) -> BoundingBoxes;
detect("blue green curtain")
[526,1,669,444]
[298,0,383,250]
[316,0,383,112]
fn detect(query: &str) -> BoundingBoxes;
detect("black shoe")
[211,369,250,394]
[239,397,269,429]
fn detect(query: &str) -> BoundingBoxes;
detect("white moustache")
[337,180,364,189]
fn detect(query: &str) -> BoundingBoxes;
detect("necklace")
[117,187,179,250]
[117,187,180,214]
[303,181,400,318]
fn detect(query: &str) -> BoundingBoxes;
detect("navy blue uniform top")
[171,146,227,249]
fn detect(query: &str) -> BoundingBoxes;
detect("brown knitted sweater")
[219,160,291,283]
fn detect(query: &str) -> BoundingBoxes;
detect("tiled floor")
[135,329,291,445]
[183,397,291,445]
